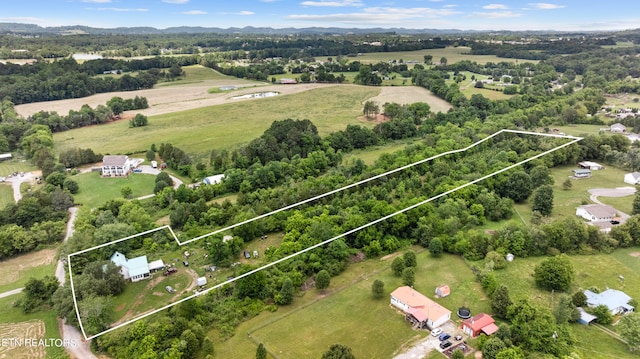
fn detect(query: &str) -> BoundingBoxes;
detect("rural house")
[110,251,151,282]
[572,169,591,178]
[624,172,640,185]
[102,155,132,177]
[390,286,451,329]
[575,204,617,222]
[203,174,225,185]
[610,123,627,133]
[584,289,634,316]
[461,313,499,338]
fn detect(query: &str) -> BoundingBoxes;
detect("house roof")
[578,204,617,218]
[203,174,225,185]
[110,251,128,267]
[126,255,149,277]
[578,161,602,168]
[573,169,591,174]
[585,289,633,311]
[103,155,128,166]
[463,313,495,332]
[391,286,451,322]
[577,307,597,323]
[627,172,640,180]
[148,259,165,271]
[481,323,499,335]
[611,123,626,129]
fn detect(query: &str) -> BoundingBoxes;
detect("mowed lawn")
[53,85,380,156]
[0,184,14,208]
[515,163,631,224]
[72,172,156,209]
[214,251,488,359]
[491,249,640,358]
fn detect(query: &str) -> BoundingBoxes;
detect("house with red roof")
[390,286,451,329]
[462,313,499,337]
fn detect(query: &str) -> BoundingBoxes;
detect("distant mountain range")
[0,22,618,36]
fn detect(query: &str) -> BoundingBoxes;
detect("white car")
[430,328,443,337]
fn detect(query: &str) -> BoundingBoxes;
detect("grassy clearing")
[157,65,240,87]
[349,47,539,66]
[491,249,640,358]
[514,164,630,223]
[0,249,57,293]
[0,296,66,358]
[551,124,606,137]
[215,251,488,359]
[53,86,380,156]
[71,172,156,209]
[0,159,38,177]
[342,140,412,166]
[0,184,14,208]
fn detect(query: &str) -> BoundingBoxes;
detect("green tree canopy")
[533,254,575,292]
[321,344,355,359]
[316,270,330,291]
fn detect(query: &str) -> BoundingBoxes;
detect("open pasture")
[216,251,488,359]
[0,249,57,293]
[71,171,156,209]
[349,46,539,66]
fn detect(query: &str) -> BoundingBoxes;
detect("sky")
[2,0,639,32]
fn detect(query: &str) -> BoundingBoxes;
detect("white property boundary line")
[68,129,581,340]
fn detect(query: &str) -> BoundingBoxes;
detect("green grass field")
[0,296,66,358]
[348,46,539,66]
[53,85,380,156]
[515,163,631,224]
[0,261,57,294]
[215,250,489,359]
[0,159,38,177]
[489,248,640,358]
[0,184,14,208]
[158,65,245,87]
[342,140,413,165]
[71,172,156,209]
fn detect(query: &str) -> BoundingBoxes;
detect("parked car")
[163,267,177,276]
[244,250,251,259]
[454,334,463,341]
[439,333,451,341]
[133,168,142,172]
[165,286,176,293]
[439,340,452,349]
[430,328,443,337]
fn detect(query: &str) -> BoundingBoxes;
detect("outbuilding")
[462,313,499,338]
[196,277,207,287]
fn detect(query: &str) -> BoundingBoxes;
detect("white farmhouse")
[576,204,617,222]
[102,155,132,177]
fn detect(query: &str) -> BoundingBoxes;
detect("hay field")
[0,320,46,358]
[0,249,57,291]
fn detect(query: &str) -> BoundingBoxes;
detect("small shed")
[203,174,225,185]
[196,277,207,287]
[611,123,627,133]
[148,259,165,272]
[572,169,592,178]
[0,153,12,161]
[435,285,450,298]
[577,307,597,325]
[624,172,640,185]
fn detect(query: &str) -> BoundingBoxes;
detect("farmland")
[345,46,540,66]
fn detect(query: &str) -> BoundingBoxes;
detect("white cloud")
[162,0,190,4]
[182,10,207,15]
[528,3,566,10]
[301,0,363,7]
[97,7,149,12]
[0,16,45,23]
[219,11,255,15]
[81,0,112,3]
[443,4,458,8]
[471,11,522,19]
[483,4,509,10]
[288,7,461,24]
